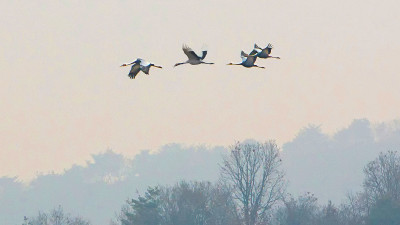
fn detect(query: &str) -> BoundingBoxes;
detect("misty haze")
[2,119,400,224]
[1,1,400,225]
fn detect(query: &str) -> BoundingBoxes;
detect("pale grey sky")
[1,0,400,180]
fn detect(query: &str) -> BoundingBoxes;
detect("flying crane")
[120,58,162,79]
[174,44,214,67]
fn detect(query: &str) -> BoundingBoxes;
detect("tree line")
[24,141,400,225]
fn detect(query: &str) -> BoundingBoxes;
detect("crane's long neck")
[268,56,280,59]
[120,61,135,67]
[201,62,214,65]
[227,62,242,66]
[174,62,187,67]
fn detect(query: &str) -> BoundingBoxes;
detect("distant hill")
[1,119,399,225]
[283,119,400,203]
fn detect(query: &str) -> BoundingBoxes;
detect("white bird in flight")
[120,58,162,79]
[174,44,214,67]
[250,43,280,59]
[227,51,265,69]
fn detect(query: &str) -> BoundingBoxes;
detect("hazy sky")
[1,0,400,181]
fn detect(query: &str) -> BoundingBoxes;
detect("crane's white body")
[186,59,203,65]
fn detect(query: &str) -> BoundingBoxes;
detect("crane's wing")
[250,43,263,55]
[245,55,257,65]
[183,44,200,60]
[200,50,207,60]
[143,67,151,74]
[254,44,262,49]
[128,63,141,79]
[141,65,150,74]
[241,51,257,64]
[266,43,273,54]
[139,60,152,75]
[249,48,261,56]
[240,51,249,62]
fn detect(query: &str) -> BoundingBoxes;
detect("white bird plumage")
[120,58,162,79]
[174,44,214,67]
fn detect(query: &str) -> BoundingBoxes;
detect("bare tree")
[118,182,239,225]
[363,151,400,202]
[337,151,400,225]
[27,206,90,225]
[160,181,239,225]
[220,141,286,225]
[319,201,340,225]
[274,193,319,225]
[339,192,370,225]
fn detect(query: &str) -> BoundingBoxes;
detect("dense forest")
[23,141,400,225]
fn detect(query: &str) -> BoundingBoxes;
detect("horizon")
[1,118,399,182]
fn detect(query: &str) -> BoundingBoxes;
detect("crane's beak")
[120,64,127,67]
[154,65,162,69]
